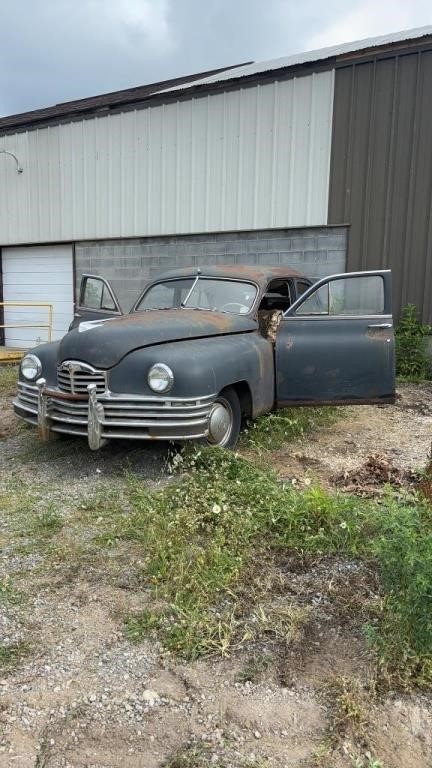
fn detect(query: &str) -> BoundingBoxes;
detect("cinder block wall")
[75,226,347,312]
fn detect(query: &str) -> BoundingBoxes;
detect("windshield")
[136,278,257,314]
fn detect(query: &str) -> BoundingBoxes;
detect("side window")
[296,275,385,317]
[80,277,119,312]
[328,276,384,315]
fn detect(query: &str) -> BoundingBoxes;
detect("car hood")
[58,309,257,368]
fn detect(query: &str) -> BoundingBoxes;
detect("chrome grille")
[14,383,215,441]
[57,361,106,395]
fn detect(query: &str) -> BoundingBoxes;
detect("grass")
[71,447,430,686]
[0,641,29,671]
[0,363,18,392]
[29,508,63,536]
[241,405,340,453]
[1,401,430,689]
[0,576,24,606]
[313,676,387,768]
[162,744,270,768]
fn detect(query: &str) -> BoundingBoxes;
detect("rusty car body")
[13,265,395,449]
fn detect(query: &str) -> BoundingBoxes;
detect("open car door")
[275,271,395,405]
[70,275,123,329]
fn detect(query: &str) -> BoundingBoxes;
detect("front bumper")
[13,379,216,449]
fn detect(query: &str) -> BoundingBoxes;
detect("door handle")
[367,323,392,329]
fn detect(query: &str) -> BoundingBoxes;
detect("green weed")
[0,641,29,671]
[30,508,63,536]
[85,447,422,681]
[0,576,23,606]
[0,364,18,393]
[241,406,339,452]
[395,304,431,380]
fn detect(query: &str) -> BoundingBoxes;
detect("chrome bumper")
[13,379,215,450]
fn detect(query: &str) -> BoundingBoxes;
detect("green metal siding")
[328,48,432,322]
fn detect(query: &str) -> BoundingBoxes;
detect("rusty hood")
[58,309,257,368]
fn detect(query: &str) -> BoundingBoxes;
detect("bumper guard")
[14,379,216,450]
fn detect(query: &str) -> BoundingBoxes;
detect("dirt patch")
[271,382,432,488]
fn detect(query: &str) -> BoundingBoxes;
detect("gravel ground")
[271,382,432,487]
[1,382,432,767]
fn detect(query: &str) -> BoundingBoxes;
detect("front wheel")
[204,387,241,449]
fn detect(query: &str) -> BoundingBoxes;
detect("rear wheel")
[205,387,241,449]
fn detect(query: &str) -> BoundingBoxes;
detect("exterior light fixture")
[0,149,23,173]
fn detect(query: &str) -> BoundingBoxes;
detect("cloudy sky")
[0,0,431,117]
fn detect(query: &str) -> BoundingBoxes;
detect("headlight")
[21,354,42,381]
[148,363,174,393]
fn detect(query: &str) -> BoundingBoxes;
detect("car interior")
[257,278,311,341]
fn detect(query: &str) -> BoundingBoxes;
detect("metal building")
[1,25,432,348]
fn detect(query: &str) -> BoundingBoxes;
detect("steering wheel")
[220,302,249,313]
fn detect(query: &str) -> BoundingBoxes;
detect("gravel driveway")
[1,380,432,768]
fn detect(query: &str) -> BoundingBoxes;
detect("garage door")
[2,245,74,349]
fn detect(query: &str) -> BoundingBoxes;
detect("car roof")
[151,264,304,286]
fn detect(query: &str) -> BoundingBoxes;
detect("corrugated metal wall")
[328,49,432,322]
[0,70,334,245]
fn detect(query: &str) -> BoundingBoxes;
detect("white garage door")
[2,245,74,349]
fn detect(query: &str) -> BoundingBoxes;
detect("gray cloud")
[0,0,430,117]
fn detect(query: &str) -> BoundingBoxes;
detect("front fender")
[109,332,274,417]
[18,341,61,388]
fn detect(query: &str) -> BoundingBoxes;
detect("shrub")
[395,304,431,380]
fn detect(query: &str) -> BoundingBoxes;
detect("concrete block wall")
[75,226,347,312]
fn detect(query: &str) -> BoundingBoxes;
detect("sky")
[0,0,431,117]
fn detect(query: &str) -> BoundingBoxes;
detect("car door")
[275,271,395,405]
[70,275,123,329]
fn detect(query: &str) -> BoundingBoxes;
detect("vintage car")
[13,265,395,450]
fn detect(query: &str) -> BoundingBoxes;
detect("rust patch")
[366,328,392,342]
[277,396,396,406]
[149,264,303,289]
[43,388,87,401]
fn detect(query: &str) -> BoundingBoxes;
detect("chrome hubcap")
[207,399,233,446]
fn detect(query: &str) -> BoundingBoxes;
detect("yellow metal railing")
[0,301,53,343]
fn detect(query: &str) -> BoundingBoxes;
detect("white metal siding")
[2,245,74,348]
[0,71,334,244]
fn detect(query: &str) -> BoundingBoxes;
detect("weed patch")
[241,406,339,453]
[84,448,430,685]
[395,304,431,380]
[0,641,29,671]
[0,364,18,393]
[29,508,63,536]
[0,576,23,606]
[162,744,269,768]
[4,440,429,688]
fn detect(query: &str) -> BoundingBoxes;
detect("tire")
[203,386,242,449]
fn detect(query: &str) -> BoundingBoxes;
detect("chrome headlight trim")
[20,354,42,382]
[147,363,174,393]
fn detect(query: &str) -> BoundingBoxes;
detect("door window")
[80,276,119,312]
[296,284,329,315]
[295,275,385,316]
